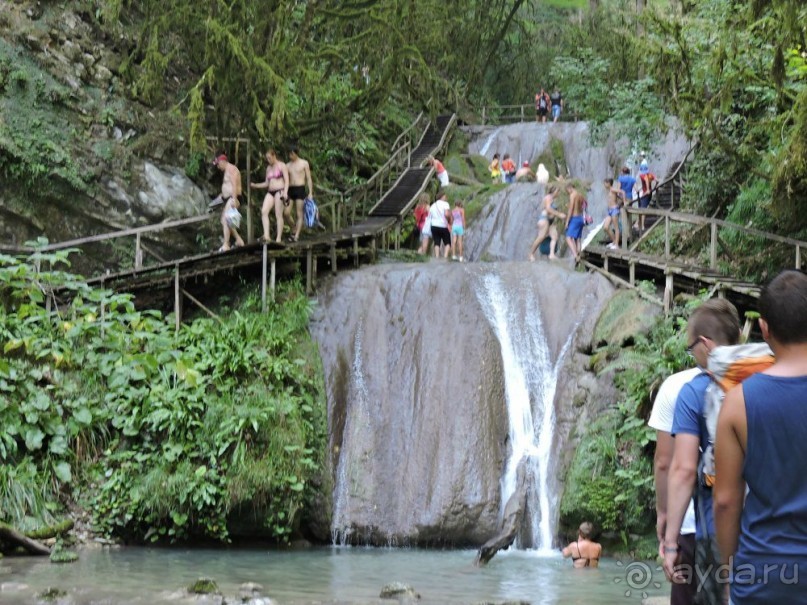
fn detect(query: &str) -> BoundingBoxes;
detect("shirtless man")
[250,149,289,244]
[602,177,625,250]
[564,184,585,262]
[215,154,244,251]
[515,161,535,182]
[287,146,313,243]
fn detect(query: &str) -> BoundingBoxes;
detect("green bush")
[0,245,325,542]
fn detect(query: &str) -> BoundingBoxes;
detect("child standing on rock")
[451,200,466,262]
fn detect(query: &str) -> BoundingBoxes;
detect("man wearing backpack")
[663,298,741,605]
[535,88,550,123]
[715,270,807,603]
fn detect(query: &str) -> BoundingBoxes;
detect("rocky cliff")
[309,261,615,546]
[0,1,212,270]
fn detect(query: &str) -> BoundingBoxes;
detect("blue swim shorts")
[566,215,584,239]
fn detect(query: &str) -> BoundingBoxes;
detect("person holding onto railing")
[427,155,450,187]
[550,88,563,123]
[602,177,625,250]
[637,161,656,233]
[214,153,245,252]
[251,149,289,244]
[287,145,314,243]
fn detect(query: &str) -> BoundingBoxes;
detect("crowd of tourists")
[414,191,466,261]
[212,147,318,251]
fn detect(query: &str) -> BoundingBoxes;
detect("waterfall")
[476,271,575,551]
[479,127,503,157]
[331,323,370,546]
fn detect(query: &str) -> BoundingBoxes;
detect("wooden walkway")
[4,114,457,324]
[582,206,806,314]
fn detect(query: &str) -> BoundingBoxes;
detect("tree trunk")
[475,460,527,566]
[0,523,52,556]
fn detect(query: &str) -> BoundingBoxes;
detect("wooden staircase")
[368,114,456,219]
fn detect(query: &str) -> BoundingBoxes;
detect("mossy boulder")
[36,587,67,602]
[380,582,420,600]
[188,577,220,595]
[593,290,661,348]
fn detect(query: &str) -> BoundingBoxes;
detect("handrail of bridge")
[619,207,805,272]
[344,140,413,223]
[478,104,580,125]
[391,111,425,153]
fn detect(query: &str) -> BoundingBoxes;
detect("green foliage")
[561,304,693,542]
[0,247,325,543]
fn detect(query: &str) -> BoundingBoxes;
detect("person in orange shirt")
[501,154,517,184]
[428,155,450,187]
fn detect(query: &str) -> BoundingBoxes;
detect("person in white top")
[428,192,452,258]
[648,368,700,605]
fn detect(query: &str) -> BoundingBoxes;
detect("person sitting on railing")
[427,155,450,187]
[515,161,535,182]
[214,154,245,252]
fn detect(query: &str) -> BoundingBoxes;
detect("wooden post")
[710,222,718,269]
[520,105,525,122]
[603,255,609,273]
[174,265,181,332]
[100,301,105,339]
[629,261,635,286]
[482,106,486,125]
[371,236,377,261]
[621,207,629,249]
[353,237,359,267]
[313,255,318,288]
[664,272,674,315]
[270,258,276,301]
[796,244,801,270]
[135,233,143,270]
[246,146,253,243]
[306,248,313,295]
[330,243,338,275]
[664,215,671,259]
[261,243,268,313]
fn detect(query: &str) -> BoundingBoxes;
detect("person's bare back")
[562,522,602,568]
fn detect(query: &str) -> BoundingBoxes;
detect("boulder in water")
[379,582,420,600]
[187,577,219,595]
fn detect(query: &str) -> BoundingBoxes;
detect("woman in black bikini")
[562,521,602,568]
[251,149,289,243]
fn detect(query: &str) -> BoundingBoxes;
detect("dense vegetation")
[560,289,693,557]
[0,246,326,544]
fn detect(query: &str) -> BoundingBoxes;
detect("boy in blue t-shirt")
[617,166,636,206]
[664,298,740,605]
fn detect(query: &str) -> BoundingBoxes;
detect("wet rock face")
[464,122,690,229]
[310,261,615,546]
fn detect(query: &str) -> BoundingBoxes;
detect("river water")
[1,547,669,604]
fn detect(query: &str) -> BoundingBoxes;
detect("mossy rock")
[593,290,661,348]
[188,577,220,595]
[36,587,67,601]
[380,582,420,600]
[468,154,494,182]
[444,154,475,181]
[50,549,78,563]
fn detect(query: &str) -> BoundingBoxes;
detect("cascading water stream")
[331,322,370,546]
[479,127,503,157]
[476,272,575,552]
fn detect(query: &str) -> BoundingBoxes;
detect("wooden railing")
[344,141,413,223]
[621,207,806,272]
[479,104,580,125]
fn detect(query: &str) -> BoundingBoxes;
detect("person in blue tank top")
[664,298,740,605]
[715,270,807,604]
